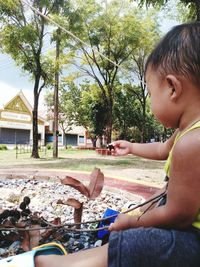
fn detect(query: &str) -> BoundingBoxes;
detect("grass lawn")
[0,148,166,187]
[0,148,164,172]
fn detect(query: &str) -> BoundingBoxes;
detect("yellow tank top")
[164,121,200,229]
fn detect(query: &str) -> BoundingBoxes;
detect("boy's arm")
[139,185,167,212]
[112,130,178,161]
[109,130,200,231]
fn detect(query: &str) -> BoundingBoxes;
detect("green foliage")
[46,144,53,150]
[137,0,168,7]
[113,84,142,140]
[44,85,74,134]
[0,145,8,150]
[44,78,109,147]
[66,145,72,149]
[59,0,161,143]
[179,0,200,21]
[176,1,196,22]
[137,0,200,21]
[112,81,173,142]
[0,0,21,18]
[0,0,62,158]
[1,0,177,148]
[79,83,108,139]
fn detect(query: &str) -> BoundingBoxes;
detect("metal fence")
[15,140,46,159]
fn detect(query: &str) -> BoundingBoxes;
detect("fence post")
[16,144,18,159]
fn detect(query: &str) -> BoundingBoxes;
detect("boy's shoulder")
[169,128,200,183]
[173,128,200,157]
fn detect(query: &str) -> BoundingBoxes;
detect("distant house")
[0,90,45,145]
[0,90,92,148]
[45,119,91,148]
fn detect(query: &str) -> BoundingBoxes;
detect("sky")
[0,53,45,111]
[0,15,178,111]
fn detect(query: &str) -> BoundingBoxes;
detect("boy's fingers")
[108,222,114,231]
[109,222,119,231]
[107,144,115,151]
[109,214,121,231]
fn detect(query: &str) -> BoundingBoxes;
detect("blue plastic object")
[97,208,119,239]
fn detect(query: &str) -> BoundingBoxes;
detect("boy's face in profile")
[145,66,178,129]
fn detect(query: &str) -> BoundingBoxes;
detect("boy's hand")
[108,214,136,231]
[108,140,132,156]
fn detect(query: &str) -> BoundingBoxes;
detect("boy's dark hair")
[145,21,200,86]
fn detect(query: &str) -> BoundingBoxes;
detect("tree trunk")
[106,107,112,144]
[107,85,115,144]
[91,138,97,148]
[141,101,147,143]
[53,28,61,158]
[99,136,103,147]
[31,78,40,158]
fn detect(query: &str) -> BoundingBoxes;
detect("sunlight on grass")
[0,148,164,172]
[0,148,166,187]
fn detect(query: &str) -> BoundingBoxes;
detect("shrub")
[46,144,52,150]
[65,145,72,149]
[0,145,8,150]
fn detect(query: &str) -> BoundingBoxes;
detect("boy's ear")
[166,74,182,101]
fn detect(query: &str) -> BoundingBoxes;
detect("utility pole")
[53,27,61,158]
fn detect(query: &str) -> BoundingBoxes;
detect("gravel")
[0,178,143,257]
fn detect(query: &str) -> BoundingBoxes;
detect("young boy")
[8,21,200,267]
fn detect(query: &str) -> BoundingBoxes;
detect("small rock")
[0,248,7,256]
[9,241,21,252]
[8,193,20,203]
[77,243,85,250]
[94,240,102,247]
[83,242,90,249]
[0,178,142,255]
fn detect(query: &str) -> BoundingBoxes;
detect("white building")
[0,90,45,145]
[45,119,91,148]
[0,90,91,147]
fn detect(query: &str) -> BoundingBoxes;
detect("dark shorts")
[108,227,200,267]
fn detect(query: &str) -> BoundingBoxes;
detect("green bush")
[0,145,8,150]
[66,145,72,149]
[46,144,52,150]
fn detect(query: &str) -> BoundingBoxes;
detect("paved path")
[0,168,160,199]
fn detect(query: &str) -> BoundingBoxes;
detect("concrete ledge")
[0,168,159,199]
